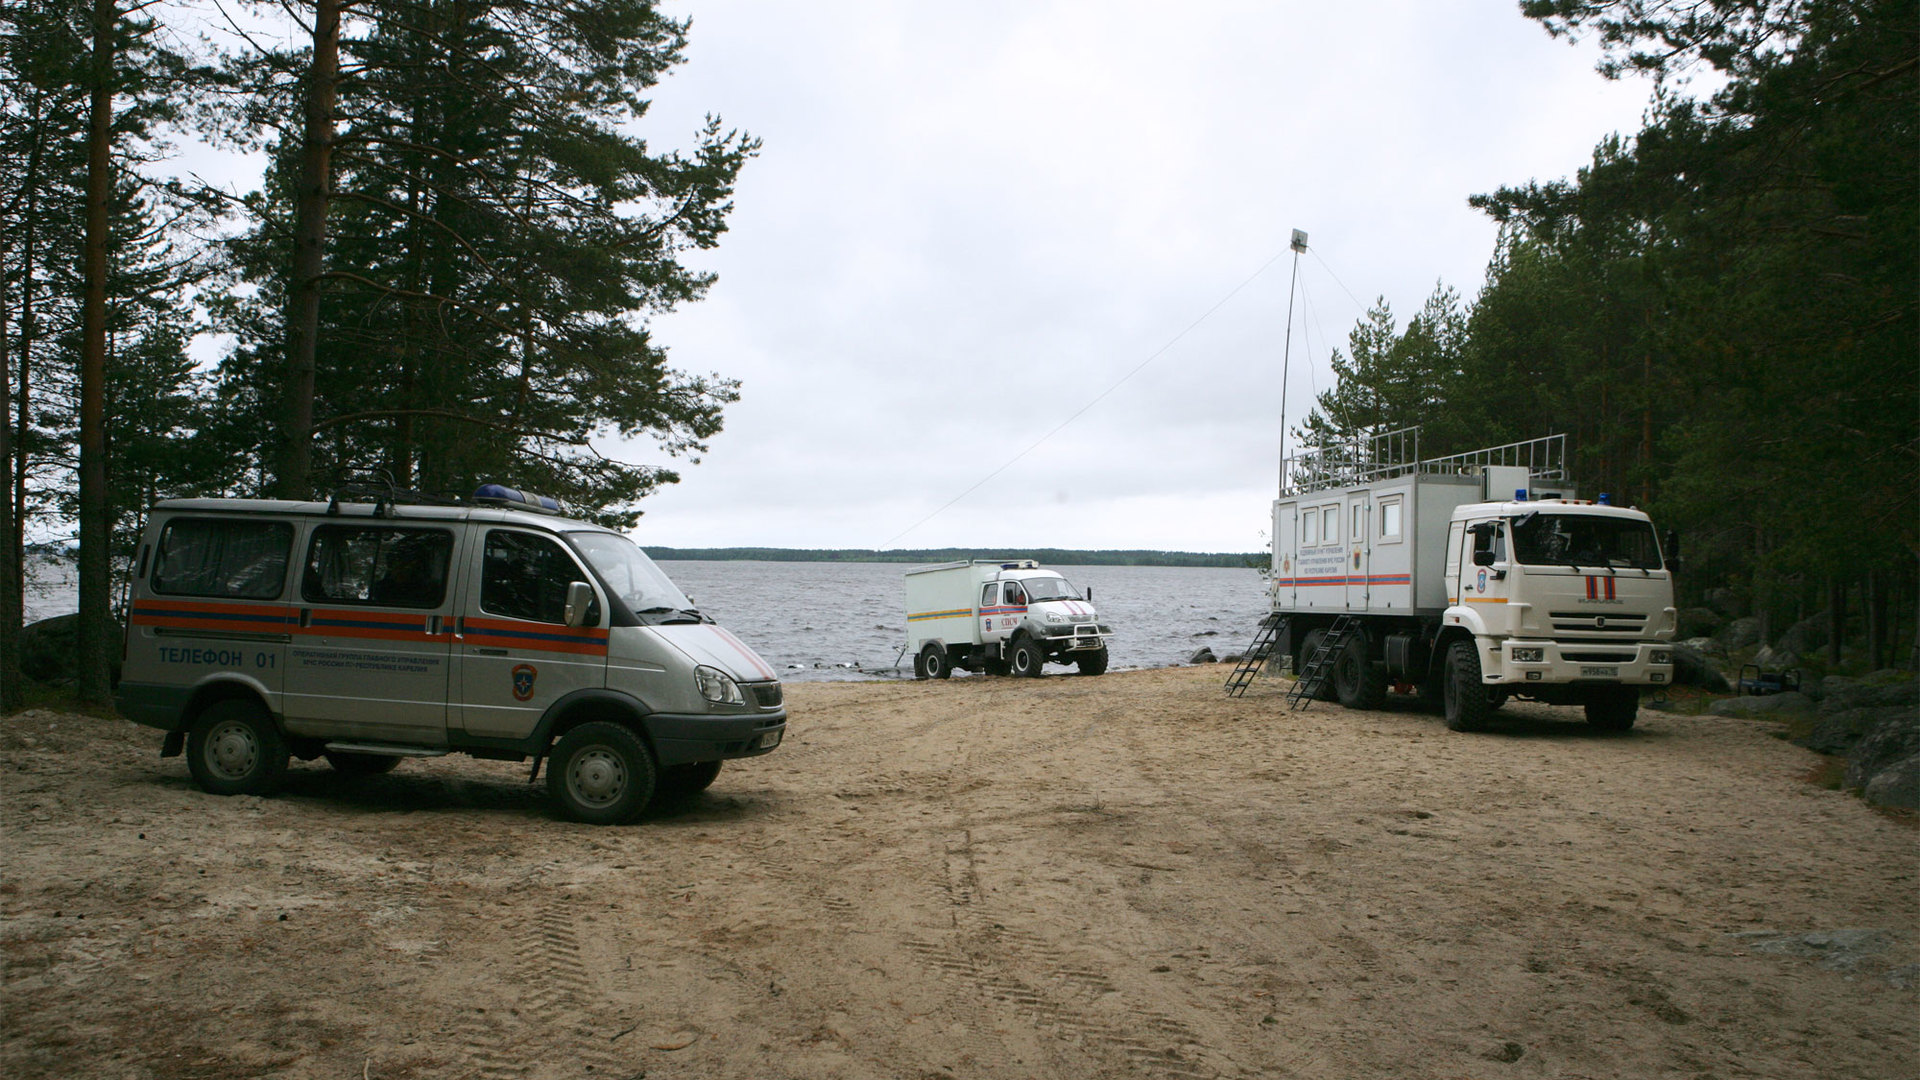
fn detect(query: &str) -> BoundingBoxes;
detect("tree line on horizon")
[1293,0,1915,671]
[642,547,1265,569]
[2,0,1914,710]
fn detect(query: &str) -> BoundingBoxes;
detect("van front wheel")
[187,698,289,796]
[549,722,656,825]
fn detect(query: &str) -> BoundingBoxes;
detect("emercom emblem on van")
[512,663,538,701]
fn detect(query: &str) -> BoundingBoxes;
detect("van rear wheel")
[549,722,656,825]
[186,698,289,796]
[915,642,951,680]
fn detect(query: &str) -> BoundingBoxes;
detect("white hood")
[653,624,780,683]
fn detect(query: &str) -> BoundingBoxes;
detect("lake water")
[24,556,1272,682]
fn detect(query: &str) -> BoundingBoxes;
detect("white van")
[115,485,786,824]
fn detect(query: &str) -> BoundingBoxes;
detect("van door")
[127,515,296,710]
[456,528,609,741]
[284,523,461,744]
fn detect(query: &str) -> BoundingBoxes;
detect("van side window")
[482,531,582,624]
[303,526,453,608]
[152,518,292,599]
[981,583,999,607]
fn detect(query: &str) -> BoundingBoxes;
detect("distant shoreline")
[642,547,1264,569]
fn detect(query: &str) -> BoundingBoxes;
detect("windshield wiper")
[638,604,705,623]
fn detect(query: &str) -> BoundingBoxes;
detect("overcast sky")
[607,1,1659,553]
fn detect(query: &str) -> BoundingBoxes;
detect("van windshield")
[1510,513,1664,570]
[567,532,696,619]
[1020,575,1082,602]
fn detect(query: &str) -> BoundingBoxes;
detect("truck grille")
[751,683,784,708]
[1549,612,1648,634]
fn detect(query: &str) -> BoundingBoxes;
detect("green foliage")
[208,0,757,527]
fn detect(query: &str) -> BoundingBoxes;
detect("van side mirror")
[1085,587,1093,603]
[564,581,595,627]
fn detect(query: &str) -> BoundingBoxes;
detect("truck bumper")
[1484,640,1674,687]
[643,710,787,767]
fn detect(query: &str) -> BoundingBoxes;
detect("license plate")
[1581,666,1618,677]
[757,729,783,749]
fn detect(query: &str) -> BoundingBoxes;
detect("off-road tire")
[1297,629,1337,701]
[324,751,402,776]
[548,722,656,825]
[186,698,290,796]
[654,760,723,804]
[914,642,951,680]
[1585,685,1640,731]
[1333,634,1387,710]
[1077,646,1109,676]
[1443,642,1495,732]
[1009,637,1044,678]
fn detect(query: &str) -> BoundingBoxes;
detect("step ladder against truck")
[1286,615,1358,711]
[1224,614,1288,698]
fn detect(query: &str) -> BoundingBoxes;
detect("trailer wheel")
[186,698,290,796]
[915,642,951,680]
[548,722,656,825]
[1333,635,1387,710]
[1584,686,1639,731]
[1009,637,1044,677]
[1076,646,1109,676]
[1442,642,1495,732]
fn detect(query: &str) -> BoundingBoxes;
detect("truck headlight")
[1651,649,1672,664]
[1511,647,1544,663]
[695,665,745,705]
[1044,611,1066,624]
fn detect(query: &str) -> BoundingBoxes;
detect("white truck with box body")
[1263,430,1678,731]
[115,484,787,824]
[905,559,1111,678]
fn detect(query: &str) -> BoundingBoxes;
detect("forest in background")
[643,548,1264,568]
[2,0,1915,710]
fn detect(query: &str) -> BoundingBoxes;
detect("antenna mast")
[1279,228,1307,496]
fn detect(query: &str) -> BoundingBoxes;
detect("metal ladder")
[1286,615,1358,711]
[1224,614,1288,698]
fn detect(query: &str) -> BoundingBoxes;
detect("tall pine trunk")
[76,0,115,705]
[280,0,343,499]
[0,258,17,713]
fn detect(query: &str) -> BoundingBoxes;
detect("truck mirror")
[1472,549,1496,568]
[564,581,595,627]
[1085,587,1093,603]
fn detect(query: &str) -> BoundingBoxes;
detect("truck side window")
[1324,506,1339,544]
[1005,583,1026,606]
[1379,497,1404,542]
[482,531,582,624]
[302,525,452,608]
[1302,510,1318,546]
[981,583,999,607]
[152,518,292,599]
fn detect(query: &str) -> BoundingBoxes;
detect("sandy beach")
[3,665,1915,1079]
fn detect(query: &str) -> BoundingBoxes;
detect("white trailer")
[1262,429,1678,731]
[905,559,1111,678]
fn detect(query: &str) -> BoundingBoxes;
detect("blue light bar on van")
[473,484,563,514]
[1598,492,1611,505]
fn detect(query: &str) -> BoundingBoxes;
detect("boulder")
[1719,617,1761,651]
[1678,607,1724,638]
[1671,643,1731,692]
[1818,672,1918,716]
[1774,614,1829,658]
[1187,646,1217,664]
[1704,587,1745,619]
[1843,711,1920,794]
[18,614,126,687]
[1708,691,1815,718]
[1792,706,1915,757]
[1862,754,1920,810]
[1752,645,1800,670]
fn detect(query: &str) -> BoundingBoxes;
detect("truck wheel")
[1009,637,1044,677]
[324,750,402,776]
[1585,686,1639,731]
[548,722,656,825]
[1442,642,1495,732]
[186,698,290,796]
[1077,646,1109,676]
[654,760,722,804]
[1297,630,1337,700]
[915,642,951,680]
[1333,636,1387,710]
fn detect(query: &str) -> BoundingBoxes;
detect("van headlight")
[695,665,745,705]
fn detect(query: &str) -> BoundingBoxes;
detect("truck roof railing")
[1281,427,1567,497]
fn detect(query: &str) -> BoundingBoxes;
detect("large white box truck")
[1263,430,1678,731]
[905,559,1111,678]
